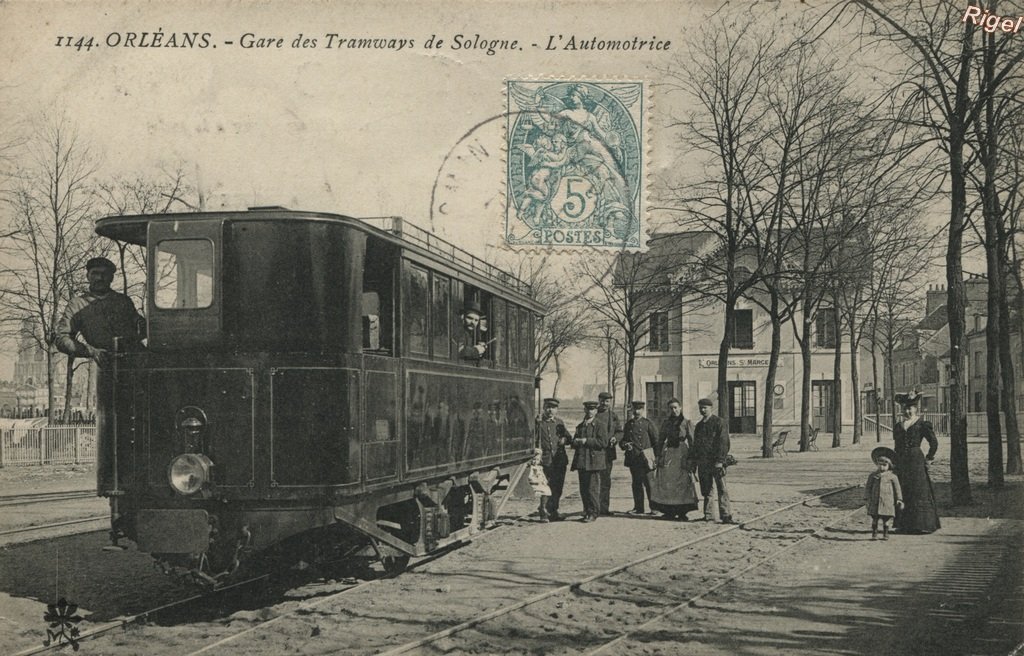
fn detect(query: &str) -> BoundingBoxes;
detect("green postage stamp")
[505,79,646,250]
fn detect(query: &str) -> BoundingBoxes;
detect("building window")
[729,309,753,350]
[815,308,837,349]
[645,382,674,423]
[648,312,669,351]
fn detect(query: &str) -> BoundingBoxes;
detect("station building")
[626,231,876,437]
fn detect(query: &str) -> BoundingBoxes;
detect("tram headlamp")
[168,453,214,495]
[176,406,209,451]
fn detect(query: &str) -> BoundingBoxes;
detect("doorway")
[727,381,757,434]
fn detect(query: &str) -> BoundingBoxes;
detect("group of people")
[534,393,734,524]
[865,391,941,539]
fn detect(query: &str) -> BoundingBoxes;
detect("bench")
[807,426,820,451]
[770,430,789,457]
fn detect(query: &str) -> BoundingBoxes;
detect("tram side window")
[508,302,520,369]
[492,299,506,366]
[521,309,533,369]
[432,273,450,358]
[363,238,395,354]
[154,239,214,309]
[404,264,430,355]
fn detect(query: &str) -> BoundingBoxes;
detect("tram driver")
[458,300,490,360]
[54,256,145,364]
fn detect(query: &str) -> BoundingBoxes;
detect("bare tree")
[0,114,101,423]
[503,254,592,397]
[659,21,783,421]
[93,164,198,306]
[579,247,695,406]
[847,0,1024,504]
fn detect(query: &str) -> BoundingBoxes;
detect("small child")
[865,454,903,540]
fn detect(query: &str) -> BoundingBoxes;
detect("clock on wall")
[774,384,785,396]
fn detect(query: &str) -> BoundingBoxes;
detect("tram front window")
[155,239,214,309]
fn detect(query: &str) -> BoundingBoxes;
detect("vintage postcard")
[0,1,1021,655]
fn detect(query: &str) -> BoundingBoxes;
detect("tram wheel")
[381,554,411,576]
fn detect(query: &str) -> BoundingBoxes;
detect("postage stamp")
[505,79,646,250]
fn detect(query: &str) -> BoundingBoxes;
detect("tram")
[93,208,543,582]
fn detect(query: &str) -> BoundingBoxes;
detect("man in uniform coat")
[691,397,735,524]
[620,401,658,515]
[571,401,609,522]
[596,391,622,515]
[535,398,571,521]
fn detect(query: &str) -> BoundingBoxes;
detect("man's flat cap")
[598,391,613,400]
[698,398,714,407]
[86,257,116,272]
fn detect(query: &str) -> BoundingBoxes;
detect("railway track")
[85,484,862,656]
[374,485,864,655]
[0,516,108,539]
[0,489,96,508]
[0,490,105,541]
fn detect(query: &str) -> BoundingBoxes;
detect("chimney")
[926,283,946,317]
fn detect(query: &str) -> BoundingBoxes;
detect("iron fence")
[0,425,96,467]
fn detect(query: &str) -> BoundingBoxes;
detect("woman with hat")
[892,392,941,533]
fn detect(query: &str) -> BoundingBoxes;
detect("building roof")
[918,305,948,331]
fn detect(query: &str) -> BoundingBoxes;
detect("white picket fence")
[0,425,97,467]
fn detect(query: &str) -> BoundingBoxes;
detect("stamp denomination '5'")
[506,80,645,249]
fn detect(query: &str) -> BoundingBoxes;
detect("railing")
[862,415,894,440]
[360,216,534,297]
[0,425,97,467]
[964,412,1024,438]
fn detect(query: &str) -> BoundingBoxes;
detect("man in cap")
[620,400,658,515]
[535,398,571,521]
[571,400,609,522]
[458,300,489,360]
[55,257,144,363]
[596,391,622,515]
[691,397,734,524]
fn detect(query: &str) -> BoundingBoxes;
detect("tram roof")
[96,209,543,310]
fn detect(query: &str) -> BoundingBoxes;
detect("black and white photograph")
[0,1,1022,654]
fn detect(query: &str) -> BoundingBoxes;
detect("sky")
[0,1,966,395]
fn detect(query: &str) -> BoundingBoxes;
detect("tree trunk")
[885,335,897,428]
[981,40,1004,489]
[1008,244,1024,474]
[625,344,636,407]
[717,296,737,420]
[850,326,862,445]
[551,354,562,399]
[832,300,843,448]
[800,307,813,452]
[947,137,972,505]
[63,356,75,423]
[761,289,782,457]
[997,287,1021,474]
[45,347,56,425]
[871,332,881,443]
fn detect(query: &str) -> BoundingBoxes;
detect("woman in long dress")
[649,398,700,520]
[892,392,941,533]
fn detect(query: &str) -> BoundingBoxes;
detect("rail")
[862,415,894,440]
[360,216,533,297]
[0,425,96,467]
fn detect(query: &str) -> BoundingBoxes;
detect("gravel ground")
[0,437,1020,656]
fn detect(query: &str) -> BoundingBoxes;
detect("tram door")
[361,237,400,485]
[811,381,836,433]
[727,381,756,434]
